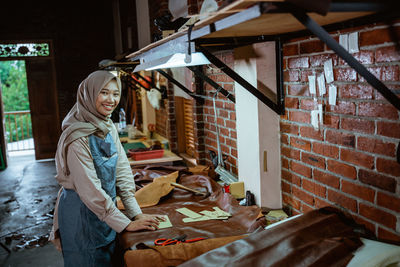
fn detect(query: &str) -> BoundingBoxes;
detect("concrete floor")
[0,151,64,266]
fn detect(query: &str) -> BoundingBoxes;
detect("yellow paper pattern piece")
[157,215,173,229]
[213,207,231,217]
[176,207,202,218]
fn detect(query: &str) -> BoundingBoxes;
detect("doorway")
[0,60,35,157]
[0,41,61,164]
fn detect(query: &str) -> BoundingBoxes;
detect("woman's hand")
[125,214,166,232]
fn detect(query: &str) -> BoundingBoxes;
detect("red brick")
[300,70,314,82]
[327,159,357,179]
[313,169,340,189]
[359,66,381,82]
[299,40,324,54]
[287,84,309,96]
[284,70,300,82]
[290,137,311,151]
[226,138,236,148]
[341,117,375,134]
[219,109,229,118]
[288,57,309,69]
[377,192,400,213]
[282,157,289,169]
[353,50,375,64]
[300,98,318,111]
[376,45,400,62]
[377,121,400,139]
[231,148,237,158]
[314,197,331,209]
[323,115,340,129]
[225,120,235,129]
[376,158,400,177]
[340,148,374,169]
[313,142,339,159]
[357,136,396,157]
[223,84,234,93]
[229,130,236,139]
[341,180,375,202]
[282,169,302,186]
[326,101,356,115]
[282,180,292,194]
[334,68,357,81]
[224,102,235,111]
[301,203,314,213]
[280,122,299,135]
[301,152,326,169]
[359,203,397,229]
[327,189,357,212]
[359,26,400,46]
[378,228,400,243]
[309,53,338,67]
[285,97,299,109]
[289,110,311,124]
[300,126,324,141]
[326,130,355,148]
[359,169,396,193]
[359,102,399,120]
[282,194,301,211]
[293,186,314,206]
[281,134,289,145]
[381,65,399,81]
[303,179,326,197]
[283,43,299,56]
[291,161,312,178]
[281,146,301,160]
[338,84,373,100]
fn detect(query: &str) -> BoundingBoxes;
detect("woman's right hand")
[125,218,159,232]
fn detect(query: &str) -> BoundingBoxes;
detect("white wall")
[234,43,282,209]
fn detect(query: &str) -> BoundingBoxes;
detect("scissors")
[154,234,205,246]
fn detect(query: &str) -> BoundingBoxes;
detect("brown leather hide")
[180,207,365,267]
[120,166,266,250]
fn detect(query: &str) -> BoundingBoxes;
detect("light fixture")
[133,52,210,72]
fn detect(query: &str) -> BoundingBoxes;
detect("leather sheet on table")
[124,235,245,267]
[180,207,368,267]
[119,165,266,250]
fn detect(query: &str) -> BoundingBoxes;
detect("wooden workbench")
[120,136,183,166]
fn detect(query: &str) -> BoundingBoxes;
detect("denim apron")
[58,133,118,267]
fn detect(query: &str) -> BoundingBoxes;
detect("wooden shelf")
[126,0,375,62]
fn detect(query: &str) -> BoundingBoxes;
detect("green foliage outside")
[0,60,32,142]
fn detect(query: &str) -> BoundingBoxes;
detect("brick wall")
[201,51,238,174]
[281,22,400,242]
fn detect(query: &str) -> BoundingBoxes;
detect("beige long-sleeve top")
[50,125,142,240]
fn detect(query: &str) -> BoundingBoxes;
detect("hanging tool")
[170,182,210,198]
[212,93,238,184]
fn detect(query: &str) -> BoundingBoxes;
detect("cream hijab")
[55,70,121,180]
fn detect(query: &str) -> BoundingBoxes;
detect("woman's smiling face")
[95,79,120,116]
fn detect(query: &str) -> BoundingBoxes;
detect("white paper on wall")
[324,59,334,83]
[317,74,326,96]
[339,34,349,51]
[308,75,316,95]
[348,32,359,53]
[311,110,319,130]
[318,104,323,125]
[329,84,337,105]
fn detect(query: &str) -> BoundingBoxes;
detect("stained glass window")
[0,43,50,57]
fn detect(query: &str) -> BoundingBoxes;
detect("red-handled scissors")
[154,234,205,246]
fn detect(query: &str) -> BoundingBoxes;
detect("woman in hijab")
[49,70,162,266]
